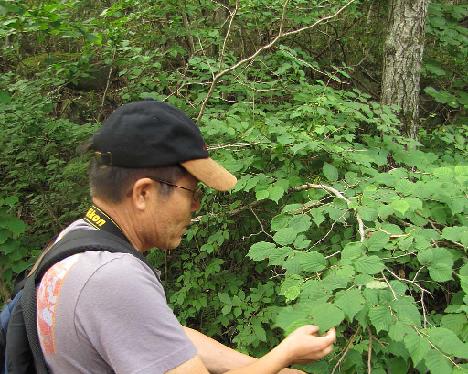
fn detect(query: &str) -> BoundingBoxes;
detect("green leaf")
[274,228,298,246]
[310,208,325,227]
[441,314,467,336]
[366,231,390,252]
[323,162,338,181]
[354,255,385,274]
[295,251,326,273]
[256,189,269,200]
[442,226,467,247]
[368,305,393,332]
[269,185,285,203]
[0,216,27,235]
[322,265,355,290]
[391,200,410,216]
[404,332,430,366]
[271,214,290,232]
[247,241,276,261]
[378,204,394,220]
[424,350,452,374]
[309,303,345,332]
[428,327,468,359]
[391,297,421,326]
[417,248,453,282]
[388,321,409,342]
[334,288,365,321]
[289,215,312,233]
[218,293,231,304]
[252,321,267,342]
[280,274,303,302]
[341,242,363,261]
[366,281,388,289]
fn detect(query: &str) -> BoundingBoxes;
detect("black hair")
[89,158,189,203]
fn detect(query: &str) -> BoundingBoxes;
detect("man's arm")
[182,326,330,374]
[183,327,255,373]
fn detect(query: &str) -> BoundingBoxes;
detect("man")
[36,100,335,373]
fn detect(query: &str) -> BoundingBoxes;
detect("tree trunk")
[381,0,430,139]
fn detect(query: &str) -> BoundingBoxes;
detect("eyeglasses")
[147,176,203,202]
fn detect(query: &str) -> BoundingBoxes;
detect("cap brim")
[181,158,237,191]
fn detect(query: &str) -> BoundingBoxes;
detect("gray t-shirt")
[36,220,196,373]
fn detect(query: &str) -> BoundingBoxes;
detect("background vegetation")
[0,0,466,372]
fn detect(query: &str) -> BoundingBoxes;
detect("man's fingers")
[303,325,320,335]
[321,344,334,356]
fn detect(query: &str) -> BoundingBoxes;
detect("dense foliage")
[0,0,466,372]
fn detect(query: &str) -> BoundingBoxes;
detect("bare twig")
[249,207,273,240]
[381,271,398,300]
[331,326,361,374]
[367,327,373,374]
[219,0,239,70]
[196,0,358,121]
[97,48,116,122]
[291,183,365,242]
[207,142,259,151]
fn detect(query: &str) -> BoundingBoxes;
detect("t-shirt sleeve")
[74,254,197,374]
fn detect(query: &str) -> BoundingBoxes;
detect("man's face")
[144,174,200,250]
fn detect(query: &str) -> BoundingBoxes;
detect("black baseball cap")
[91,100,237,191]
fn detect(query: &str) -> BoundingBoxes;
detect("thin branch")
[207,142,259,151]
[196,0,358,121]
[249,207,273,240]
[381,271,397,300]
[291,183,365,242]
[219,0,239,70]
[331,326,361,374]
[97,48,116,122]
[367,327,373,374]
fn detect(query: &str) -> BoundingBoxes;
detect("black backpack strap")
[17,229,151,374]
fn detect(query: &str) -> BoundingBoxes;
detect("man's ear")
[131,178,155,210]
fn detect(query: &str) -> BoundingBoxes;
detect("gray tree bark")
[381,0,430,139]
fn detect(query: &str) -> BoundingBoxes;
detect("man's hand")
[274,325,336,366]
[279,369,306,373]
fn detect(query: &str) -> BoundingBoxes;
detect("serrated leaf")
[388,321,408,342]
[247,241,276,261]
[289,215,312,233]
[280,274,304,302]
[424,349,452,374]
[368,305,393,332]
[334,288,365,321]
[378,204,394,220]
[275,305,310,335]
[428,327,468,359]
[322,265,355,290]
[218,293,231,304]
[301,280,332,303]
[309,303,345,332]
[354,255,385,274]
[290,251,326,273]
[323,162,338,181]
[0,216,27,235]
[252,321,267,342]
[366,281,388,289]
[341,242,363,261]
[269,185,285,203]
[271,214,291,231]
[310,208,325,227]
[274,228,298,246]
[442,226,467,247]
[417,248,453,282]
[256,189,269,200]
[391,200,410,216]
[391,297,421,326]
[366,231,390,252]
[404,332,430,366]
